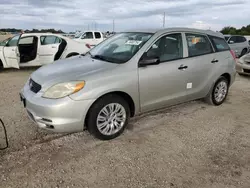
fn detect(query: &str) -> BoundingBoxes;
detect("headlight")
[43,81,85,99]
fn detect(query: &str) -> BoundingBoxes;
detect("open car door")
[39,35,60,65]
[3,35,20,69]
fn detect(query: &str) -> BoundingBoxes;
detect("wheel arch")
[84,91,136,129]
[66,52,79,58]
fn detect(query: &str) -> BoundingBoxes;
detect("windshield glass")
[225,36,229,41]
[89,32,153,64]
[0,38,11,46]
[74,32,83,39]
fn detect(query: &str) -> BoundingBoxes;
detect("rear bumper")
[20,82,95,133]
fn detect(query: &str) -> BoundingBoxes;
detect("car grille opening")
[29,79,41,93]
[243,69,250,74]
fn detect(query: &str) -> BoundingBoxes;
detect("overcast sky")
[1,0,250,32]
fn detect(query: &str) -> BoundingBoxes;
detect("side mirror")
[229,40,234,44]
[139,52,160,67]
[139,58,160,67]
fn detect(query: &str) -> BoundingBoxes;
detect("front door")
[139,33,188,112]
[3,35,20,68]
[39,35,60,65]
[81,32,95,46]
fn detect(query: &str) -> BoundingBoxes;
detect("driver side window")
[147,33,183,62]
[81,32,93,39]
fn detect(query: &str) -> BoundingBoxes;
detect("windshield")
[225,36,229,41]
[74,32,83,39]
[0,38,11,46]
[89,32,153,64]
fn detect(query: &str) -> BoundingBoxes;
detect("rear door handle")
[51,46,57,48]
[211,59,219,63]
[178,65,188,70]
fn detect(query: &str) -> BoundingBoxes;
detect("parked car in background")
[73,31,105,47]
[236,53,250,76]
[224,35,250,57]
[20,28,236,140]
[0,33,89,69]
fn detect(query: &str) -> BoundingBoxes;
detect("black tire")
[240,48,248,57]
[87,94,130,140]
[204,76,229,106]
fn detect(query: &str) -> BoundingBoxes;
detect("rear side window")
[237,36,246,43]
[185,33,213,57]
[209,36,230,52]
[94,32,101,39]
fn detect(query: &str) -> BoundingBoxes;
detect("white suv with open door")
[0,33,89,69]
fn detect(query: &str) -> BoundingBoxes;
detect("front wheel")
[240,48,248,57]
[87,94,130,140]
[204,76,229,106]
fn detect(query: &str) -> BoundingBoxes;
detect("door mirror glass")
[139,52,160,67]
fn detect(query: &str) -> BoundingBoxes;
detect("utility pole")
[113,19,115,33]
[163,12,166,28]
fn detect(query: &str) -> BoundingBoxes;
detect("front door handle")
[211,59,219,63]
[51,46,57,48]
[178,65,188,70]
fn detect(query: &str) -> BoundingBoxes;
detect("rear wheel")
[87,94,130,140]
[204,76,229,106]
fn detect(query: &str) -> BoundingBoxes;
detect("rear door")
[94,32,103,46]
[39,35,61,65]
[183,32,217,100]
[3,35,20,68]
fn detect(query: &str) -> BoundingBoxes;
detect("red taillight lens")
[230,50,236,60]
[86,44,91,49]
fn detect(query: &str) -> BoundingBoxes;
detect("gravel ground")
[1,68,250,188]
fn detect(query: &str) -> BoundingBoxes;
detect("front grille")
[29,79,41,93]
[243,69,250,73]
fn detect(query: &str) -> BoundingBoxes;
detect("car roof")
[21,33,64,37]
[123,27,224,38]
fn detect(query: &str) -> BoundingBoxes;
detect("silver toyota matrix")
[20,28,236,140]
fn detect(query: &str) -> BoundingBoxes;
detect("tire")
[204,76,229,106]
[240,48,248,57]
[87,94,130,140]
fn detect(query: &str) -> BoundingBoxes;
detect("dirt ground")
[1,68,250,188]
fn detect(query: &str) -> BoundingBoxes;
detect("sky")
[0,0,250,32]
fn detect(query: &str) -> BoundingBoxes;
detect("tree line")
[220,24,250,35]
[0,28,65,33]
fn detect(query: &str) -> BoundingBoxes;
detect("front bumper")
[236,61,250,75]
[20,82,95,133]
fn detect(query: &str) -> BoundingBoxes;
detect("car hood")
[241,53,250,63]
[31,55,119,88]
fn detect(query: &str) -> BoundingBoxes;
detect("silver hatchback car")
[20,28,236,140]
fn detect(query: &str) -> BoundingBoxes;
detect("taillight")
[86,44,91,49]
[230,50,236,61]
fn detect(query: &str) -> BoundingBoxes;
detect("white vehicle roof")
[20,33,71,41]
[124,27,224,38]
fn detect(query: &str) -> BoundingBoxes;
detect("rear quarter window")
[209,36,230,52]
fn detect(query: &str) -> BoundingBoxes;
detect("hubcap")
[96,103,126,136]
[214,81,228,103]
